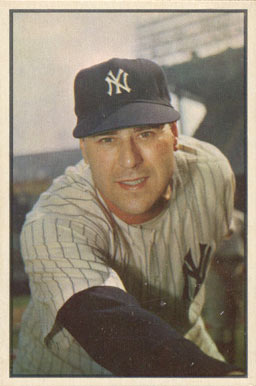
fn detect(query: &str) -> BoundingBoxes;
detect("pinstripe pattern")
[13,136,235,375]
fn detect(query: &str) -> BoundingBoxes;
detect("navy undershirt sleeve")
[56,285,239,376]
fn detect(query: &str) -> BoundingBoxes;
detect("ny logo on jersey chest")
[183,243,212,301]
[105,68,132,96]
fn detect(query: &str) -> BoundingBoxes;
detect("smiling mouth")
[117,177,148,189]
[121,178,145,186]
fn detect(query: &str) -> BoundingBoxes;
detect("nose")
[118,137,143,168]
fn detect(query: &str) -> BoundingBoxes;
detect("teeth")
[122,178,145,186]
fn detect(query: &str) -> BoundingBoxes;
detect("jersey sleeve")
[223,166,236,236]
[20,213,126,351]
[56,286,240,376]
[196,137,236,242]
[214,153,236,241]
[177,136,236,243]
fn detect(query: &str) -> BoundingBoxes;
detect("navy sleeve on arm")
[56,286,239,376]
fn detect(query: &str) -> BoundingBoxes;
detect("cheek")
[88,152,114,189]
[87,147,111,170]
[149,140,174,166]
[153,142,175,180]
[155,141,172,154]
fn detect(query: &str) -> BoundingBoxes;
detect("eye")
[139,131,154,139]
[98,137,114,144]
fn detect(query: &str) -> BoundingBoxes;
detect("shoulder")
[177,136,229,163]
[176,136,234,182]
[52,159,95,193]
[32,160,94,208]
[24,160,113,232]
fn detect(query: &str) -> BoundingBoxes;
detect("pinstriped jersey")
[13,136,235,375]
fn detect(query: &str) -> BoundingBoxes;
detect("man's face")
[80,123,178,224]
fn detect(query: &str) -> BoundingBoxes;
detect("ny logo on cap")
[105,68,131,96]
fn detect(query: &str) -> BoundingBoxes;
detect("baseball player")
[13,58,242,376]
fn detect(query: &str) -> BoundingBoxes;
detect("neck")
[100,185,172,225]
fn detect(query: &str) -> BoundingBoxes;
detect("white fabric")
[13,136,234,375]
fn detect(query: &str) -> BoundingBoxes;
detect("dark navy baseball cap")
[73,57,180,138]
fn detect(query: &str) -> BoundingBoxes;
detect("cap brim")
[73,101,180,138]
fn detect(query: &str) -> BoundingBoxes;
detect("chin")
[120,206,147,216]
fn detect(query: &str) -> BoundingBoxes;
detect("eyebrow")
[95,130,119,137]
[134,124,165,132]
[94,124,165,137]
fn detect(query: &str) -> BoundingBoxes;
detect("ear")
[79,138,89,163]
[170,122,178,138]
[170,122,179,151]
